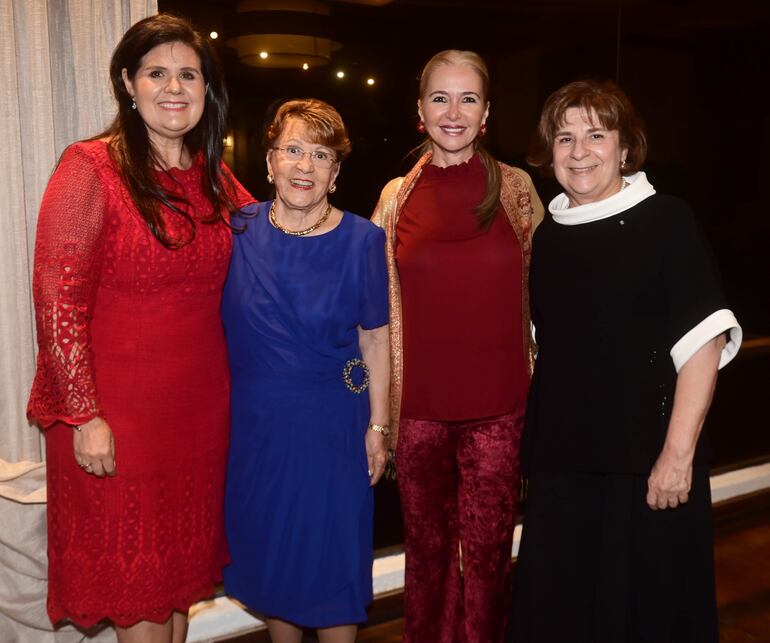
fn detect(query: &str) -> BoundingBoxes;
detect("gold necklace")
[269,201,332,236]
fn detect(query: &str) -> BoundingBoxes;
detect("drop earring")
[131,99,137,110]
[328,184,337,194]
[479,124,487,137]
[267,174,274,184]
[416,121,426,134]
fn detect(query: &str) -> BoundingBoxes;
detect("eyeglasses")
[273,146,337,169]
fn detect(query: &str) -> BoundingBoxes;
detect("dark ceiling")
[158,0,770,132]
[160,0,770,83]
[157,0,770,334]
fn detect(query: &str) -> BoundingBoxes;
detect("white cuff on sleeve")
[670,308,742,372]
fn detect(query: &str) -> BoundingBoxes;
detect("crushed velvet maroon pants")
[397,408,524,643]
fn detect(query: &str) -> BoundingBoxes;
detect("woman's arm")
[358,324,390,485]
[220,162,256,209]
[646,334,725,510]
[27,143,115,476]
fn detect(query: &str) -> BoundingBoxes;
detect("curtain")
[0,1,157,640]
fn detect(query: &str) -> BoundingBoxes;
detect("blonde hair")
[418,50,500,229]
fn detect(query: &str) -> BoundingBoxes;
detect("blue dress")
[221,201,389,627]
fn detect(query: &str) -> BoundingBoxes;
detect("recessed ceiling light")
[259,51,269,59]
[302,63,309,70]
[336,70,345,79]
[366,77,375,86]
[209,31,218,39]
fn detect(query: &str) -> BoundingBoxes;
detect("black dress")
[508,175,741,643]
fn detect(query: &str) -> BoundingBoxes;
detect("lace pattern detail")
[46,454,228,627]
[29,139,252,626]
[28,144,107,427]
[27,143,252,427]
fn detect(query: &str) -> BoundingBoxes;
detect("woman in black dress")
[508,79,742,643]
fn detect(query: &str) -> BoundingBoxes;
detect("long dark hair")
[418,50,501,230]
[98,13,235,248]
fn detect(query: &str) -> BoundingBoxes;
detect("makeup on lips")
[122,42,206,150]
[157,100,189,111]
[266,118,340,221]
[552,106,627,207]
[418,63,489,167]
[439,125,468,136]
[289,178,315,191]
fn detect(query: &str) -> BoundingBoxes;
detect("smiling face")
[552,106,628,207]
[122,41,206,149]
[266,117,340,217]
[418,63,489,167]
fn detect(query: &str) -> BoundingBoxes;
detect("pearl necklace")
[269,201,332,236]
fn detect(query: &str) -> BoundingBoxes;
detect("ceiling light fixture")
[227,0,342,69]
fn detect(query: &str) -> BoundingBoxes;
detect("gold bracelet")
[368,423,390,436]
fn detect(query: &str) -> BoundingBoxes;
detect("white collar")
[549,172,656,225]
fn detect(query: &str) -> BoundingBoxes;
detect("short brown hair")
[265,98,351,162]
[528,79,647,176]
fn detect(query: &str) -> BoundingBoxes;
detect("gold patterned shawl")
[371,152,545,448]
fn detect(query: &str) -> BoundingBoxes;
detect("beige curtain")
[0,1,157,641]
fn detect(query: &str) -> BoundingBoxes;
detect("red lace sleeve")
[220,162,255,208]
[27,143,107,428]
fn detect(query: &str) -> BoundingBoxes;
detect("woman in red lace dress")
[27,15,251,643]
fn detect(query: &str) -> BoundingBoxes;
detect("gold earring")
[267,174,274,184]
[328,183,336,194]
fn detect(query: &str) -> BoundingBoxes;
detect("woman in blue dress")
[221,99,390,643]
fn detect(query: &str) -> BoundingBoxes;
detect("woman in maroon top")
[372,50,544,643]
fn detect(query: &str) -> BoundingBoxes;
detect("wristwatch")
[368,422,390,436]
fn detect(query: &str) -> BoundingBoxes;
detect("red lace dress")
[27,140,252,627]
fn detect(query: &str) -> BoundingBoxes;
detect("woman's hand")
[647,446,692,510]
[646,334,723,510]
[358,323,390,486]
[365,427,388,486]
[73,416,116,477]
